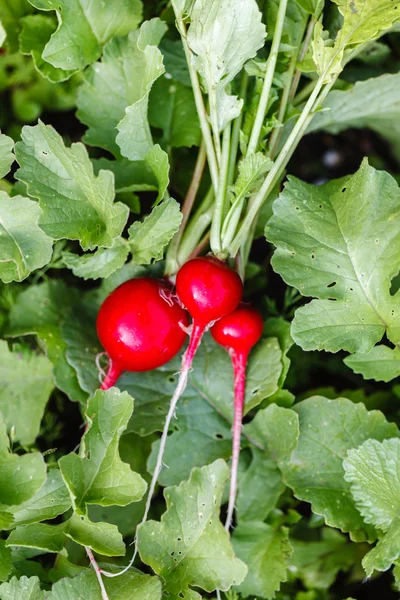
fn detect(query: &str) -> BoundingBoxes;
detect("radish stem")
[86,547,110,600]
[225,350,247,531]
[100,359,122,390]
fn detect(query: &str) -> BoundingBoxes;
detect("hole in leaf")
[311,254,315,259]
[214,433,224,440]
[168,375,176,384]
[341,187,347,193]
[327,282,336,288]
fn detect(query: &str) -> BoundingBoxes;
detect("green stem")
[177,20,219,193]
[177,188,214,265]
[165,141,207,274]
[227,75,326,256]
[293,77,318,106]
[227,72,249,187]
[210,125,231,255]
[288,17,317,103]
[246,0,289,157]
[268,19,308,159]
[209,87,222,165]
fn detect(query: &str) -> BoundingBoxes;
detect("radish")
[96,278,189,389]
[141,257,243,521]
[211,305,263,530]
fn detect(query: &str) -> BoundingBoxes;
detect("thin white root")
[86,547,109,600]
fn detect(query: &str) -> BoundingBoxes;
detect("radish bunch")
[96,256,263,536]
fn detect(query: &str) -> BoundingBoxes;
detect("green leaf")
[27,0,143,72]
[362,516,400,576]
[281,396,399,541]
[0,341,54,445]
[15,122,129,251]
[344,438,400,532]
[289,529,356,590]
[59,388,146,513]
[128,198,182,265]
[143,144,170,204]
[147,395,232,486]
[237,406,299,523]
[0,413,46,506]
[266,160,400,353]
[0,191,53,284]
[19,15,75,82]
[0,576,44,600]
[148,76,200,147]
[160,38,191,86]
[138,460,247,596]
[49,568,162,600]
[61,303,101,395]
[0,541,12,582]
[307,73,400,162]
[7,469,71,528]
[187,0,266,130]
[0,132,14,177]
[312,0,400,82]
[233,522,292,599]
[77,21,166,158]
[7,514,126,556]
[6,281,86,402]
[344,345,400,383]
[62,238,130,281]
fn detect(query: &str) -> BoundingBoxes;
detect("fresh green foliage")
[138,460,248,596]
[1,0,400,597]
[0,341,54,444]
[0,192,53,283]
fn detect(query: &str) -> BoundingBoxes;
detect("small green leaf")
[7,514,126,556]
[59,388,147,513]
[187,0,266,130]
[7,470,71,528]
[0,540,12,582]
[0,191,53,284]
[128,198,182,265]
[0,341,54,445]
[19,15,75,82]
[62,238,130,281]
[0,132,14,177]
[143,144,170,204]
[138,460,247,596]
[233,522,292,599]
[362,516,400,576]
[49,568,162,600]
[15,122,129,251]
[344,345,400,383]
[344,438,400,532]
[92,157,158,193]
[281,396,399,542]
[0,576,44,600]
[6,281,86,402]
[148,76,200,148]
[77,21,166,158]
[312,0,400,82]
[0,414,46,506]
[266,161,400,353]
[27,0,143,71]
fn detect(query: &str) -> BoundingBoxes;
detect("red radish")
[96,278,189,389]
[140,258,243,523]
[211,305,263,530]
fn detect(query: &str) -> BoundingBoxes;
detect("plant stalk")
[177,20,220,193]
[246,0,289,157]
[165,141,207,274]
[210,125,231,255]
